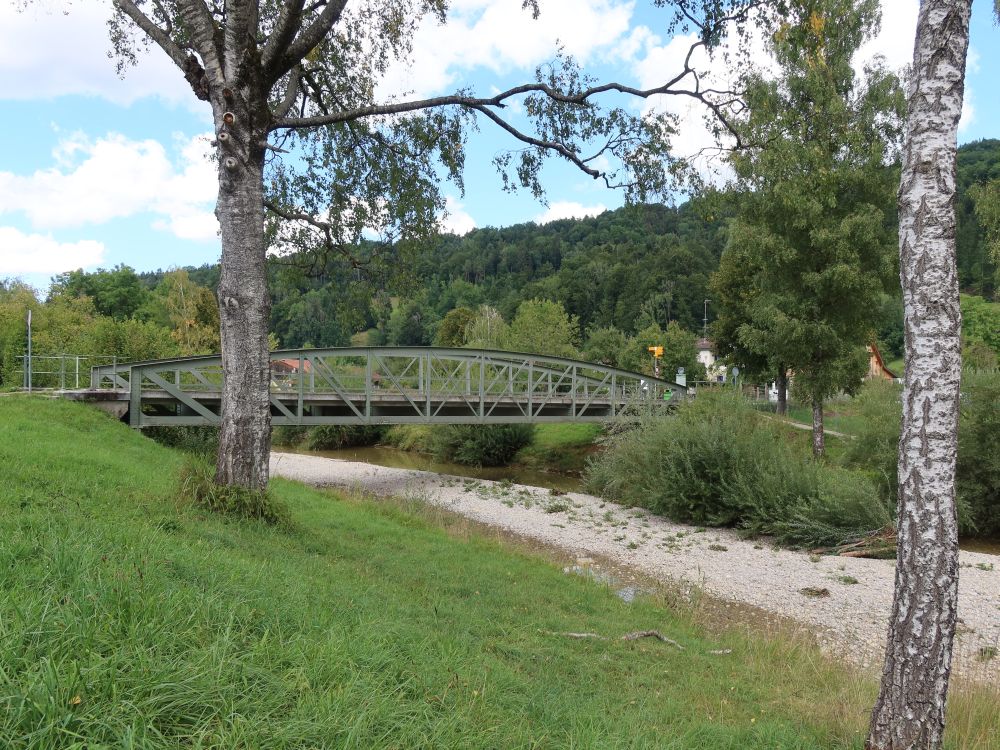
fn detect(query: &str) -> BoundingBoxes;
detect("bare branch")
[271,74,696,131]
[113,0,189,72]
[268,0,350,86]
[272,66,304,121]
[470,105,604,183]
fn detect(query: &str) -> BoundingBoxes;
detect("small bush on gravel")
[585,391,889,547]
[430,424,535,466]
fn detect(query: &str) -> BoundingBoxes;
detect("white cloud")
[0,131,219,241]
[379,0,635,100]
[959,93,975,135]
[0,227,105,274]
[856,0,919,72]
[440,197,476,235]
[535,201,606,224]
[0,1,200,110]
[626,0,921,182]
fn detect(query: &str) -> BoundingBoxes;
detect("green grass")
[1,396,996,748]
[753,399,866,437]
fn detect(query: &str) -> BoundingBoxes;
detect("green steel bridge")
[64,347,682,428]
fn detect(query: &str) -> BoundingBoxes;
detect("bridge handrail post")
[423,352,431,419]
[479,352,485,419]
[365,351,372,419]
[298,355,305,421]
[527,360,533,418]
[129,365,142,428]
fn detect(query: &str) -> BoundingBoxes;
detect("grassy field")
[1,396,996,748]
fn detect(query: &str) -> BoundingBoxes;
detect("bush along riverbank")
[14,395,1000,748]
[586,379,1000,553]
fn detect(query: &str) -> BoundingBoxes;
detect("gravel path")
[271,451,1000,684]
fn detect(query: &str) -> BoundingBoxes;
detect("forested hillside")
[3,141,997,387]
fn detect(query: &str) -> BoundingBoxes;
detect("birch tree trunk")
[776,365,788,416]
[866,1,971,747]
[810,398,824,458]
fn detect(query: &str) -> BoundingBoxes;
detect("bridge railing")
[90,347,680,426]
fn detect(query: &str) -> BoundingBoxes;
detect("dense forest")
[2,141,998,389]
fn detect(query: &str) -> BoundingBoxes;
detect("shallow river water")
[290,445,584,493]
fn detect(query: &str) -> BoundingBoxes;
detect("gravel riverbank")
[271,451,999,684]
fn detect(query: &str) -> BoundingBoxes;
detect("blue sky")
[2,0,999,292]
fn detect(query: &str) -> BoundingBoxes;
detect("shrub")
[271,425,386,450]
[272,425,309,447]
[430,424,535,466]
[843,373,998,535]
[585,391,888,547]
[841,380,901,501]
[179,458,288,524]
[383,424,433,452]
[146,426,219,456]
[958,370,1000,535]
[301,425,386,451]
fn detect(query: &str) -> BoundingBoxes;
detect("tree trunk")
[212,96,272,491]
[866,1,970,747]
[810,397,824,458]
[776,364,788,416]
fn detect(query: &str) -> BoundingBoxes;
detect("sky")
[2,0,999,292]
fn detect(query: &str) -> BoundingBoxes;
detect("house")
[696,338,727,382]
[272,358,312,375]
[866,343,898,381]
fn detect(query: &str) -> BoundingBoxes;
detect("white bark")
[866,1,971,747]
[810,398,824,458]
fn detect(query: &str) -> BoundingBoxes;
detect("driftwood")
[544,629,685,650]
[810,528,897,559]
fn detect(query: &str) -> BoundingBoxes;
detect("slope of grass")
[1,396,995,749]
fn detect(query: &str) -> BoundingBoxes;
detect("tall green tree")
[49,265,152,322]
[505,299,579,359]
[717,0,903,455]
[101,0,772,489]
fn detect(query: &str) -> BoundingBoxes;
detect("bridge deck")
[71,347,681,427]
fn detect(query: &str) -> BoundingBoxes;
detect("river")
[287,445,584,493]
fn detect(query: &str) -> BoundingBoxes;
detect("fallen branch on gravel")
[810,528,896,559]
[542,629,685,650]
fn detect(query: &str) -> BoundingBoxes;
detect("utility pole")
[24,308,32,392]
[703,299,711,339]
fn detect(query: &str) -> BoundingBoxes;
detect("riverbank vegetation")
[587,378,1000,549]
[2,396,998,748]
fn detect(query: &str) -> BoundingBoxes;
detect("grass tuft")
[179,457,289,524]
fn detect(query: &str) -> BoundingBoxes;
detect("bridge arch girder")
[88,347,681,428]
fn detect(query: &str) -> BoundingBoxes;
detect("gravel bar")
[271,451,999,684]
